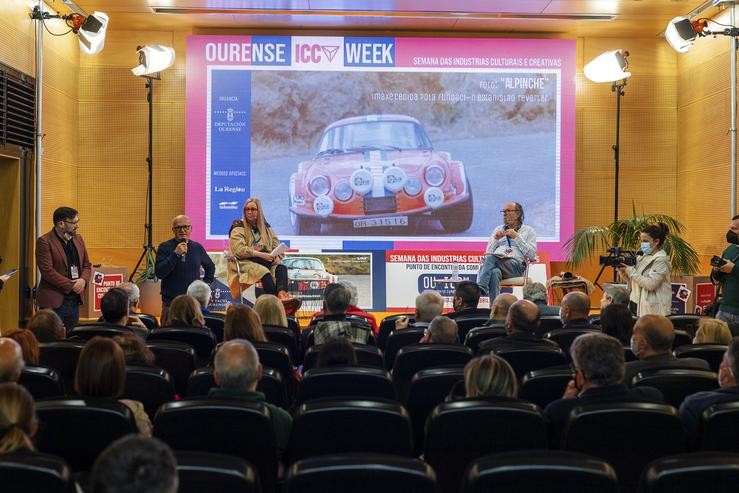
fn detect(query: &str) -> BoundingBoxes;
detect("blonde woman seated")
[0,383,37,455]
[162,294,206,329]
[694,319,733,345]
[463,354,520,402]
[254,294,289,329]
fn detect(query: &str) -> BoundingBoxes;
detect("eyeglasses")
[173,225,192,231]
[500,209,519,214]
[244,207,259,212]
[64,219,79,225]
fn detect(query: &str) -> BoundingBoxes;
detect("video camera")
[599,246,639,267]
[710,255,727,268]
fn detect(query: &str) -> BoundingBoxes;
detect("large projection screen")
[186,36,575,259]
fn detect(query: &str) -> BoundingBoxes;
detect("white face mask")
[640,241,653,255]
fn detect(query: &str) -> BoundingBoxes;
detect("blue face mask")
[640,242,653,255]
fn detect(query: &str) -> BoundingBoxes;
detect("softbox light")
[665,16,699,53]
[77,11,108,55]
[131,45,176,76]
[584,50,631,83]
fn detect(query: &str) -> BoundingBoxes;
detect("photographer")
[617,223,672,316]
[715,215,739,324]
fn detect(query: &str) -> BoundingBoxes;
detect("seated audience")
[224,304,267,343]
[90,435,178,493]
[118,282,148,328]
[314,283,371,344]
[464,354,519,401]
[0,338,23,383]
[210,339,292,459]
[624,314,710,385]
[187,279,212,315]
[113,333,156,366]
[316,336,358,368]
[544,332,664,444]
[478,300,559,354]
[395,289,445,331]
[0,383,37,455]
[693,318,732,345]
[26,309,65,342]
[600,284,630,310]
[162,294,206,329]
[75,337,152,436]
[311,281,378,335]
[483,293,518,328]
[448,281,488,319]
[557,291,599,331]
[4,329,39,365]
[421,315,459,344]
[599,303,635,346]
[523,282,560,316]
[254,294,288,328]
[680,337,739,441]
[100,287,148,337]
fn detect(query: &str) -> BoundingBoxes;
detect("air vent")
[0,63,36,149]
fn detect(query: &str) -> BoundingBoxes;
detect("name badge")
[504,248,514,256]
[70,265,79,280]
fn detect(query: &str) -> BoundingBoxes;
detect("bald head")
[506,299,540,334]
[0,338,24,382]
[561,291,591,322]
[491,293,517,320]
[632,315,674,357]
[171,215,190,227]
[213,339,262,391]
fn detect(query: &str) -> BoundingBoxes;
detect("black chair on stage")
[147,327,216,365]
[406,367,464,453]
[699,401,739,452]
[138,313,159,330]
[461,450,618,493]
[561,402,685,493]
[35,399,138,472]
[203,314,225,342]
[38,341,85,392]
[154,400,278,493]
[631,368,718,407]
[298,367,394,405]
[175,451,261,493]
[284,453,440,493]
[0,452,72,493]
[303,343,384,372]
[519,367,574,409]
[19,365,65,399]
[288,399,414,463]
[186,366,288,409]
[674,344,727,372]
[377,314,414,350]
[494,347,568,378]
[424,400,547,493]
[392,344,472,403]
[383,327,426,370]
[464,326,506,354]
[68,324,134,340]
[147,340,198,397]
[122,365,176,417]
[638,452,739,493]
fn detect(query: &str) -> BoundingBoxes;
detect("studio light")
[664,17,704,52]
[131,45,176,77]
[583,50,631,83]
[29,6,109,55]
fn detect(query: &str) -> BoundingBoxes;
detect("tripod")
[130,76,157,281]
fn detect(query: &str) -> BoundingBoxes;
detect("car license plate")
[353,216,409,228]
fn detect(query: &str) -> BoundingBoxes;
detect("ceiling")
[55,0,723,38]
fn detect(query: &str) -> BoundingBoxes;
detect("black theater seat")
[175,451,261,493]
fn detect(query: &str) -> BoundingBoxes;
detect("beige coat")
[624,249,672,316]
[228,222,281,287]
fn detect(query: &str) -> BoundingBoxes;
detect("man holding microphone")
[155,215,215,322]
[476,202,537,300]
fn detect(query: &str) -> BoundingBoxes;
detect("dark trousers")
[54,296,80,335]
[259,264,289,295]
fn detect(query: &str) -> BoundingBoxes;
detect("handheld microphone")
[181,252,186,263]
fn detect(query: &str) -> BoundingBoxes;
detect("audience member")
[118,281,148,328]
[224,304,266,342]
[310,280,378,335]
[523,282,559,316]
[90,435,178,493]
[210,339,292,458]
[314,283,371,344]
[187,279,212,314]
[464,354,519,400]
[0,383,37,454]
[448,281,488,319]
[4,329,39,365]
[395,290,446,331]
[75,337,152,435]
[557,291,598,331]
[162,294,205,328]
[544,332,664,444]
[693,318,732,345]
[483,293,517,328]
[680,337,739,441]
[0,338,23,383]
[113,333,156,366]
[599,303,635,346]
[254,294,288,328]
[479,300,558,353]
[26,309,65,342]
[100,287,148,337]
[624,314,710,385]
[420,315,459,344]
[316,336,358,368]
[600,284,630,310]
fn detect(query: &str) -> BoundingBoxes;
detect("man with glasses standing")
[476,202,537,300]
[36,206,92,334]
[155,215,215,322]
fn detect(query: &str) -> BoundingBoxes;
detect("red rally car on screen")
[288,114,474,235]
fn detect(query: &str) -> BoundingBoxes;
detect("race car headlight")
[424,165,445,187]
[383,166,407,193]
[404,177,422,196]
[424,187,444,209]
[350,169,373,195]
[309,175,330,196]
[334,180,353,202]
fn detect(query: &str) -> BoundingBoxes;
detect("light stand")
[611,78,627,282]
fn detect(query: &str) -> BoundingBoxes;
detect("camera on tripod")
[599,246,638,267]
[710,255,727,268]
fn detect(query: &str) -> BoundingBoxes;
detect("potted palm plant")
[564,208,700,275]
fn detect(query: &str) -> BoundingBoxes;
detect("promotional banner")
[186,35,575,260]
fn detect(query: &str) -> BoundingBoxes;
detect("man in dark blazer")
[36,206,92,334]
[478,299,560,354]
[624,314,710,385]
